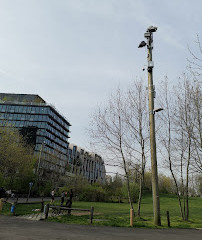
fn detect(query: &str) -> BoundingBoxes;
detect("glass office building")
[0,93,71,175]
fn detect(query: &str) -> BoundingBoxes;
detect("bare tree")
[124,81,149,217]
[190,80,202,173]
[90,81,150,215]
[187,35,202,174]
[90,87,134,210]
[158,74,201,221]
[175,75,195,221]
[187,34,202,78]
[157,77,185,220]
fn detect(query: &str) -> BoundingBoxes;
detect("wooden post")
[16,196,18,204]
[0,199,3,211]
[90,206,94,224]
[166,211,170,227]
[130,209,134,227]
[41,198,44,212]
[45,204,49,219]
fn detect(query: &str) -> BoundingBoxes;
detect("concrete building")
[67,144,106,184]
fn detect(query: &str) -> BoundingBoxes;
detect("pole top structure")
[138,26,158,50]
[138,25,161,226]
[147,26,158,33]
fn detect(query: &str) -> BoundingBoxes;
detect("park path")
[0,215,201,240]
[7,197,60,204]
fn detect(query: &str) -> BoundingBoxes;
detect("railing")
[45,204,94,224]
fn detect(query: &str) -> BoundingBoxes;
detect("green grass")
[1,194,202,228]
[0,202,43,216]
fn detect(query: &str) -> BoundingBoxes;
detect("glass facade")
[67,144,106,184]
[0,97,71,174]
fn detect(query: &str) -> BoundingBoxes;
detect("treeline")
[55,170,202,203]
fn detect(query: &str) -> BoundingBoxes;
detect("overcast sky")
[0,0,201,172]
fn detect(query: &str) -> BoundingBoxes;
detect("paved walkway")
[0,215,201,240]
[17,212,46,221]
[7,197,60,204]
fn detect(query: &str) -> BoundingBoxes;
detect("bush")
[121,182,139,203]
[78,184,109,202]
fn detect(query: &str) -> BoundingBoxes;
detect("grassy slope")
[48,194,202,228]
[1,194,202,228]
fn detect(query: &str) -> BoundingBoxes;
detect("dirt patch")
[71,212,100,216]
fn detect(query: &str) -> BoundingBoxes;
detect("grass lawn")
[0,201,43,216]
[1,194,202,228]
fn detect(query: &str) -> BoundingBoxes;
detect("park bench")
[45,204,94,224]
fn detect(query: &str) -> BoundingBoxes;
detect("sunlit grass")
[48,194,202,228]
[1,194,202,228]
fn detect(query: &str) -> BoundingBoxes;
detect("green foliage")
[32,181,53,197]
[78,183,109,202]
[58,176,109,202]
[144,171,152,192]
[158,174,175,194]
[195,174,202,196]
[0,126,36,193]
[57,175,90,197]
[122,182,139,203]
[104,174,124,201]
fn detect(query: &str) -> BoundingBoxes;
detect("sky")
[0,0,201,174]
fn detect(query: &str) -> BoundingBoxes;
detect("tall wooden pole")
[145,28,161,226]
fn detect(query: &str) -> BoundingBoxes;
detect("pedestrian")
[66,189,73,207]
[66,189,73,215]
[50,189,55,205]
[69,189,73,204]
[61,191,65,206]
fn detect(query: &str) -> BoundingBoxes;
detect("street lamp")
[138,26,161,226]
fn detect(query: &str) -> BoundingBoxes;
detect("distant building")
[0,93,106,183]
[68,144,106,184]
[105,175,112,184]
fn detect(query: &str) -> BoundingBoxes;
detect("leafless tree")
[158,74,201,221]
[157,77,185,220]
[89,81,149,214]
[89,87,134,210]
[190,80,202,173]
[187,35,202,174]
[187,34,202,78]
[175,75,195,221]
[124,81,149,217]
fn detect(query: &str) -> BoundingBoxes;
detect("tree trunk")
[185,137,191,221]
[121,147,134,211]
[137,173,143,217]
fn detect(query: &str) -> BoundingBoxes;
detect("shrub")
[78,184,109,202]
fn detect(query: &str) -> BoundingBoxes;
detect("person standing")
[61,191,65,206]
[50,189,55,205]
[69,189,73,204]
[66,189,73,215]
